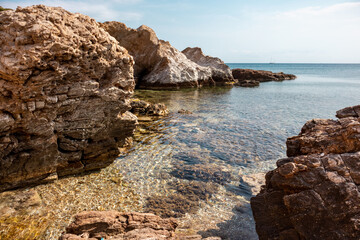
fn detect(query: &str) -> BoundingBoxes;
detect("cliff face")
[251,105,360,240]
[0,5,137,191]
[101,22,233,89]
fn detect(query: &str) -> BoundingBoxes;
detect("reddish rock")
[232,69,296,83]
[0,5,136,191]
[60,211,178,240]
[251,105,360,240]
[286,117,360,157]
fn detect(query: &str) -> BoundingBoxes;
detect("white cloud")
[280,2,360,18]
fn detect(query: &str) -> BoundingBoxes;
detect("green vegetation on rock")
[0,6,12,11]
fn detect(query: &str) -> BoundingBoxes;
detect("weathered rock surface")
[0,5,136,191]
[251,105,360,240]
[232,68,296,84]
[130,98,169,116]
[60,211,178,240]
[182,47,234,84]
[101,22,234,89]
[286,114,360,157]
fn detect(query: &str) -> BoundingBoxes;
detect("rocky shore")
[0,4,302,240]
[0,5,297,191]
[251,105,360,240]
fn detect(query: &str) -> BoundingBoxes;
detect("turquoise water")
[116,64,360,239]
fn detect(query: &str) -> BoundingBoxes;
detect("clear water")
[115,64,360,239]
[4,64,359,239]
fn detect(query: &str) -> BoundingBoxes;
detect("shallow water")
[2,64,359,239]
[115,64,360,238]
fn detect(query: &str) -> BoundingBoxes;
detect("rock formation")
[0,5,137,191]
[232,69,296,87]
[251,105,360,240]
[182,47,234,84]
[101,22,234,89]
[60,211,178,240]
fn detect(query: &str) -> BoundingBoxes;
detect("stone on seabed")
[251,104,360,240]
[0,5,137,191]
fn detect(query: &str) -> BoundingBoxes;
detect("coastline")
[0,4,359,240]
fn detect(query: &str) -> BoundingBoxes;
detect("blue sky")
[2,0,360,63]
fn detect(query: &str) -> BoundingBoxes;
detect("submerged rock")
[232,68,296,85]
[130,98,169,116]
[101,22,234,89]
[0,5,136,191]
[234,80,260,87]
[178,109,193,114]
[251,105,360,240]
[145,181,218,218]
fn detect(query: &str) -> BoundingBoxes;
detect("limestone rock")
[0,5,137,191]
[101,22,233,89]
[251,105,360,240]
[182,47,234,84]
[232,69,296,83]
[60,211,178,240]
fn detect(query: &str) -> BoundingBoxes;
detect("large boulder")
[251,105,360,240]
[0,5,137,191]
[101,22,233,89]
[182,47,234,84]
[232,68,296,83]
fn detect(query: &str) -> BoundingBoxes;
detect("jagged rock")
[0,5,137,191]
[60,211,178,240]
[336,105,360,118]
[251,105,360,240]
[286,117,360,157]
[232,69,296,83]
[182,47,234,84]
[130,98,169,116]
[101,22,234,89]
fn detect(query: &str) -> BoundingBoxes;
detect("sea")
[7,64,359,239]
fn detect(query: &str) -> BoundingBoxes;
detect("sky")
[2,0,360,63]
